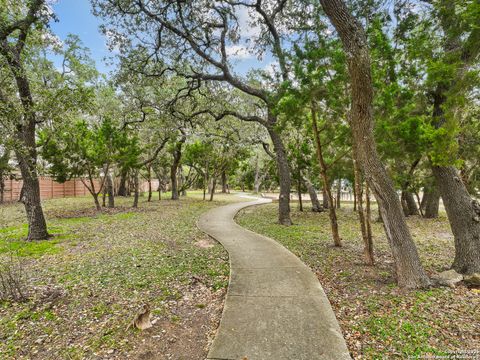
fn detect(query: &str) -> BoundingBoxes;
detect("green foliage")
[39,117,140,183]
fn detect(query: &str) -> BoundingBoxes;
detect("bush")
[0,255,28,302]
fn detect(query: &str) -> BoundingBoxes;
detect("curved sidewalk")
[198,198,351,360]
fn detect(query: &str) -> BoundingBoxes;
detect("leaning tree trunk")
[402,191,419,216]
[304,177,323,212]
[433,165,480,274]
[405,191,419,216]
[267,125,292,226]
[321,0,430,288]
[209,178,216,202]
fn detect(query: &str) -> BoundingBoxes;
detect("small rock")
[464,273,480,286]
[433,269,463,288]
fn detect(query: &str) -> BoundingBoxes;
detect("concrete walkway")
[198,197,351,360]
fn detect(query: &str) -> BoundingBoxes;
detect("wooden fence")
[1,177,159,202]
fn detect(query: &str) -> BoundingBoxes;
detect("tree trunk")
[118,170,128,196]
[133,171,139,208]
[433,165,480,274]
[0,177,4,203]
[353,181,357,212]
[312,106,342,247]
[221,170,228,193]
[304,178,323,212]
[102,188,107,207]
[92,192,101,211]
[321,0,430,288]
[171,157,180,201]
[353,153,374,265]
[322,186,329,209]
[402,191,419,216]
[423,186,440,219]
[171,133,186,201]
[178,167,186,196]
[365,182,374,261]
[209,178,216,201]
[19,170,49,240]
[147,166,152,202]
[267,124,292,226]
[5,53,49,240]
[253,157,263,194]
[107,173,115,208]
[404,191,419,216]
[297,178,303,212]
[336,179,341,209]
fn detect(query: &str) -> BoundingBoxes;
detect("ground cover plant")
[0,193,235,359]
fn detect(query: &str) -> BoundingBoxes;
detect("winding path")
[198,197,351,360]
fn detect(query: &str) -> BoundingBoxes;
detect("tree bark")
[304,177,323,212]
[311,106,341,247]
[267,124,292,225]
[433,165,480,274]
[322,186,329,209]
[171,131,186,200]
[0,177,4,203]
[353,181,357,212]
[209,178,216,201]
[354,153,374,265]
[117,170,128,196]
[147,166,152,202]
[221,170,228,193]
[423,186,440,219]
[336,179,341,209]
[321,0,430,288]
[253,156,263,194]
[402,191,420,216]
[133,171,139,208]
[297,177,303,212]
[107,173,115,208]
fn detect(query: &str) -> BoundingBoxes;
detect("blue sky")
[48,0,273,77]
[49,0,114,75]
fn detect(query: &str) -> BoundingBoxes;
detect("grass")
[0,191,237,359]
[237,202,480,359]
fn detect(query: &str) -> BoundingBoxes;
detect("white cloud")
[225,45,254,60]
[264,61,279,77]
[236,6,261,38]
